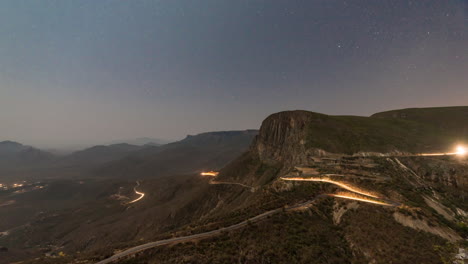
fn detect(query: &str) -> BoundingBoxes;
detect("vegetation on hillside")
[305,112,457,154]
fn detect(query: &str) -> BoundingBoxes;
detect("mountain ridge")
[93,106,467,264]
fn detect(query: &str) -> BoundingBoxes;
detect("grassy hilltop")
[304,106,468,155]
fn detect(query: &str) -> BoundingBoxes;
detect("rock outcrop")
[254,111,314,165]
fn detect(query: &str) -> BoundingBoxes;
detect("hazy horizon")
[4,106,468,150]
[1,1,467,149]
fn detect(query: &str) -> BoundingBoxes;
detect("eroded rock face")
[254,111,314,165]
[403,157,468,189]
[393,212,461,242]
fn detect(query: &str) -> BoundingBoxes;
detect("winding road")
[95,198,318,264]
[209,180,255,192]
[202,171,256,192]
[281,167,400,207]
[96,167,403,263]
[127,181,145,204]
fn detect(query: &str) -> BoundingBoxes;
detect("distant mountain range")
[96,130,259,178]
[59,143,147,166]
[1,107,467,264]
[0,130,258,180]
[0,141,54,167]
[106,137,173,146]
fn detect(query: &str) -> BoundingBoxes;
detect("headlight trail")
[417,145,467,157]
[418,152,459,156]
[128,181,145,204]
[328,192,394,206]
[280,177,380,198]
[201,171,219,177]
[202,171,254,191]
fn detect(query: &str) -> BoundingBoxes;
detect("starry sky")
[1,0,467,149]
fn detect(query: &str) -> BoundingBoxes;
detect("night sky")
[1,1,467,148]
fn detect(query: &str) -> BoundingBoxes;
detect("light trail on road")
[201,171,219,176]
[328,192,394,206]
[128,181,145,204]
[201,171,254,191]
[418,152,462,157]
[413,145,467,157]
[96,162,402,263]
[280,177,380,198]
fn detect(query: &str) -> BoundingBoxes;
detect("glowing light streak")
[418,145,467,157]
[128,181,145,204]
[419,153,451,156]
[201,171,219,177]
[280,177,379,198]
[328,192,393,206]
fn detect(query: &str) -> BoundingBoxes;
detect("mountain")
[114,108,466,263]
[0,141,54,167]
[107,137,171,146]
[0,142,148,180]
[1,108,467,264]
[0,141,24,154]
[96,130,259,178]
[217,108,468,193]
[246,108,468,160]
[61,143,145,166]
[0,131,258,181]
[372,106,468,138]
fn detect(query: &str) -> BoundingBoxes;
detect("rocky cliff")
[251,107,468,167]
[214,108,468,263]
[98,107,467,264]
[254,110,320,166]
[8,108,467,264]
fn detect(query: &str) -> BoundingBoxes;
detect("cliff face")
[114,108,467,264]
[254,111,314,165]
[233,109,468,192]
[252,107,468,164]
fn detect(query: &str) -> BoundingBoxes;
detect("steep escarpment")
[254,110,320,165]
[11,108,468,264]
[213,108,467,264]
[218,109,465,186]
[218,111,321,185]
[118,108,466,264]
[240,107,468,167]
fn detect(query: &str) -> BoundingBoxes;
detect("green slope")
[304,112,454,154]
[372,106,468,137]
[299,107,468,154]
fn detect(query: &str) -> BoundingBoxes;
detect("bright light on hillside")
[201,171,219,177]
[456,145,467,156]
